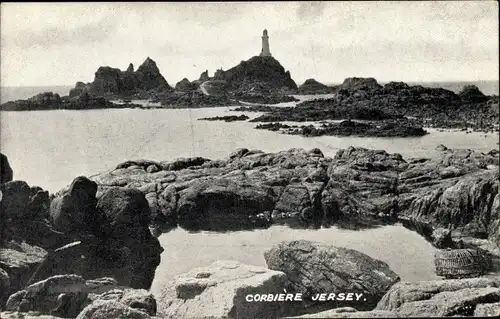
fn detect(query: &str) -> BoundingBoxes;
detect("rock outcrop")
[86,146,500,246]
[0,241,48,307]
[264,240,400,314]
[215,56,297,93]
[375,277,500,317]
[157,260,290,319]
[67,57,172,99]
[260,120,428,138]
[0,92,133,111]
[298,78,334,94]
[49,176,103,236]
[0,153,13,184]
[247,78,498,133]
[5,275,117,317]
[174,78,196,92]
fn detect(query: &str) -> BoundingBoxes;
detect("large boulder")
[158,260,290,319]
[96,187,163,288]
[50,176,103,236]
[264,240,400,314]
[76,300,152,319]
[1,153,13,184]
[1,268,10,308]
[0,241,48,303]
[87,288,156,316]
[5,275,118,318]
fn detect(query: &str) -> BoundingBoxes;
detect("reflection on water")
[149,223,440,296]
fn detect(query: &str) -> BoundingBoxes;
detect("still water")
[1,91,498,297]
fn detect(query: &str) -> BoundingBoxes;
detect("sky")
[1,1,498,87]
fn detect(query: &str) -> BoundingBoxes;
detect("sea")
[1,81,499,296]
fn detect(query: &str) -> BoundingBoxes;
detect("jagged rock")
[157,260,289,319]
[474,302,500,316]
[264,240,400,314]
[458,85,489,103]
[376,277,500,311]
[1,268,10,308]
[5,275,118,318]
[1,153,13,184]
[174,78,195,92]
[0,181,31,220]
[76,300,151,319]
[198,70,210,82]
[0,241,47,303]
[91,289,156,316]
[431,227,454,248]
[70,57,173,98]
[395,287,500,317]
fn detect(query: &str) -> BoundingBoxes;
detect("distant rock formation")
[198,70,210,82]
[298,78,334,94]
[0,91,137,111]
[175,78,196,92]
[68,57,173,98]
[339,77,382,91]
[126,63,134,73]
[214,56,297,93]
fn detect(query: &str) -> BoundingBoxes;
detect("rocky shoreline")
[1,145,499,317]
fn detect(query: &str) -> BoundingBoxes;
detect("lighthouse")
[260,29,272,57]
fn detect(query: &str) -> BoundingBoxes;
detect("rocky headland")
[1,145,499,318]
[243,78,499,134]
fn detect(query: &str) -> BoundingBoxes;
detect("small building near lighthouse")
[260,29,272,57]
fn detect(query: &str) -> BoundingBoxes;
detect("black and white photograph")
[0,1,499,318]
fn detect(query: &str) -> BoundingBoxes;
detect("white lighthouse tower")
[260,29,272,57]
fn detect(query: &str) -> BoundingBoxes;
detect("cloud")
[2,18,117,49]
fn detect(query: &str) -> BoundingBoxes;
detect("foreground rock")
[158,260,290,319]
[287,307,397,318]
[5,275,117,317]
[264,240,400,314]
[35,185,163,289]
[0,239,48,306]
[1,152,13,183]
